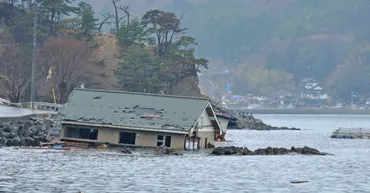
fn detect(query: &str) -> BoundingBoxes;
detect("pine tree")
[77,2,98,41]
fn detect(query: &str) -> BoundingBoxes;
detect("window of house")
[65,127,98,140]
[157,135,164,146]
[119,132,136,145]
[165,136,171,147]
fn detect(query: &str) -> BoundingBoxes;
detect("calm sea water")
[1,114,370,193]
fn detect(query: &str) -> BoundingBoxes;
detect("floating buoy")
[291,180,309,184]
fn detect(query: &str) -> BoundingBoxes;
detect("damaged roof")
[58,88,211,133]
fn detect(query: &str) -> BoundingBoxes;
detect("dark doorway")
[119,132,136,145]
[205,138,208,148]
[165,136,172,147]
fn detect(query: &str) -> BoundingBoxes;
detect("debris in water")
[291,181,309,184]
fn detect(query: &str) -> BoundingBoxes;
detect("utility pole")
[30,6,37,109]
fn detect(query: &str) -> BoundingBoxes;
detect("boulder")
[31,136,40,146]
[7,131,17,139]
[24,137,35,146]
[292,146,325,155]
[31,126,41,136]
[20,128,32,138]
[0,137,7,146]
[19,137,27,146]
[3,125,11,132]
[6,136,20,146]
[154,146,182,156]
[23,121,33,131]
[211,146,328,156]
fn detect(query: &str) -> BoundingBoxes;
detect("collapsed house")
[57,88,223,150]
[212,105,238,137]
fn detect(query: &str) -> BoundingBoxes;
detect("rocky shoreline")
[0,119,53,146]
[211,146,329,156]
[235,113,300,130]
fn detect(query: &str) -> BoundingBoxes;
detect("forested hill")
[0,0,208,103]
[1,0,370,102]
[87,0,370,100]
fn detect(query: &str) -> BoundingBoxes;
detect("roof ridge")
[73,88,210,101]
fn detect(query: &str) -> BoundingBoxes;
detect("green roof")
[58,88,210,133]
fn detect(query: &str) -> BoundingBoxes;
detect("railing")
[18,102,63,112]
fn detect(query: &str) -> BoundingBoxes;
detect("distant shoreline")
[226,108,370,115]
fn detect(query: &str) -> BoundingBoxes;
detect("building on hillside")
[58,88,223,150]
[299,78,329,100]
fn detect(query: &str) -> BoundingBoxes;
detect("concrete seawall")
[227,108,370,115]
[0,105,56,122]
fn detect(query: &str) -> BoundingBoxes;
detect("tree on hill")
[115,10,209,94]
[116,17,153,49]
[0,42,42,103]
[115,44,163,93]
[141,10,185,58]
[39,38,91,103]
[76,2,99,41]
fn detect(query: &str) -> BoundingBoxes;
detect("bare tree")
[0,43,42,102]
[39,38,91,103]
[111,0,132,34]
[112,0,121,33]
[99,13,114,33]
[118,5,130,26]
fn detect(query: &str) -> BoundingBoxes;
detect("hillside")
[2,0,370,102]
[84,0,370,101]
[0,1,207,103]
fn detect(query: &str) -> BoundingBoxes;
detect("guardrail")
[18,102,63,112]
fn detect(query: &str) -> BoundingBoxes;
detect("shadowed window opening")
[157,135,164,146]
[119,132,136,145]
[65,127,98,140]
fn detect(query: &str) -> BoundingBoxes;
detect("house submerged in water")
[58,88,223,150]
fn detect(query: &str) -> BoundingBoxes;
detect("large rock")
[24,137,35,146]
[7,131,17,139]
[0,137,7,146]
[236,113,300,130]
[211,146,252,156]
[154,146,182,156]
[211,146,328,156]
[6,136,20,146]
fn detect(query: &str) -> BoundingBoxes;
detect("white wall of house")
[200,109,213,128]
[217,117,229,134]
[196,108,216,148]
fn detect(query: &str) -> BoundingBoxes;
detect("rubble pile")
[154,146,182,156]
[0,119,53,146]
[119,147,133,154]
[211,146,329,156]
